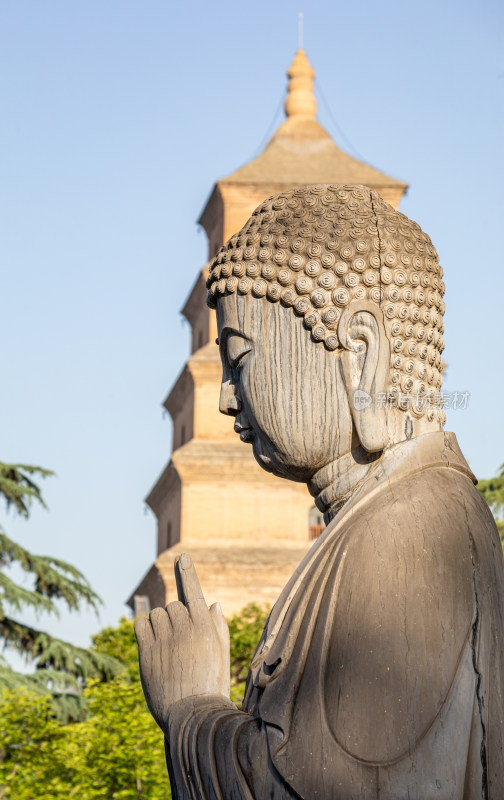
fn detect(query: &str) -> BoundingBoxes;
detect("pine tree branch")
[0,573,54,616]
[0,664,87,722]
[0,459,117,724]
[0,530,102,614]
[0,463,53,517]
[0,616,122,681]
[0,662,81,700]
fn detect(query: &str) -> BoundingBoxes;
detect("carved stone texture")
[208,184,446,429]
[136,185,504,799]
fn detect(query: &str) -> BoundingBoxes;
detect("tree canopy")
[0,606,270,799]
[0,462,120,721]
[477,463,504,543]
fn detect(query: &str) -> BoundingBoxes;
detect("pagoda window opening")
[308,505,325,540]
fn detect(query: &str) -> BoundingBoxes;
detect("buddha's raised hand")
[134,553,230,730]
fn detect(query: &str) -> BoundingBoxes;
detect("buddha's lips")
[234,423,254,443]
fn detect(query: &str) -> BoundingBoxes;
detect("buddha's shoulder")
[345,461,489,546]
[328,463,489,596]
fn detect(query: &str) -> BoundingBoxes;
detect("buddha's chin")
[250,438,273,473]
[252,438,309,483]
[254,451,273,473]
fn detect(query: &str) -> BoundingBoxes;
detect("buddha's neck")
[308,446,381,524]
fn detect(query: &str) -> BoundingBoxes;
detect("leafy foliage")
[0,605,270,798]
[0,618,170,798]
[0,681,169,800]
[227,603,270,705]
[0,462,121,721]
[92,616,141,680]
[477,463,504,544]
[0,690,69,798]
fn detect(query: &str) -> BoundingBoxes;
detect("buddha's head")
[207,184,446,484]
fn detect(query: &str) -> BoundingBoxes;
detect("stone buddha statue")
[135,185,504,799]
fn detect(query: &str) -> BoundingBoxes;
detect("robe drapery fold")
[165,432,504,799]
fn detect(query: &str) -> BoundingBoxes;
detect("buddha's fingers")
[134,615,155,647]
[209,601,229,646]
[165,600,191,649]
[174,553,208,621]
[148,607,172,641]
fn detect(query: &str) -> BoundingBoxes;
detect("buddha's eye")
[226,334,252,371]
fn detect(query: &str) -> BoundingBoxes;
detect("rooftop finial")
[284,48,316,120]
[298,12,303,49]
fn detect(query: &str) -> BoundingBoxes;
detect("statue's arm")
[163,695,296,800]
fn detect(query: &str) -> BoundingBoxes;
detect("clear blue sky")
[1,0,503,652]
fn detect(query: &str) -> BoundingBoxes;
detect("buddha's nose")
[219,379,242,416]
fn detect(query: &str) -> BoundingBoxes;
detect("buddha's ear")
[337,301,390,453]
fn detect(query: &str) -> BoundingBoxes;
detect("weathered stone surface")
[136,185,504,799]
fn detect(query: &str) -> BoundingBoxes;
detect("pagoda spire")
[284,49,317,120]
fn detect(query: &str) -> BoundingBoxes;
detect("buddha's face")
[216,293,354,482]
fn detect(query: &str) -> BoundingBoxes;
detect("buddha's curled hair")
[207,184,446,423]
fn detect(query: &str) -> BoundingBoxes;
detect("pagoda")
[128,50,407,616]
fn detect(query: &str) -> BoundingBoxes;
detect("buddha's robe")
[165,432,504,799]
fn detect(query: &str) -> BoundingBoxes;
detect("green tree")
[92,616,141,680]
[477,463,504,544]
[228,603,270,704]
[0,605,270,798]
[0,615,171,799]
[0,680,170,800]
[0,462,120,721]
[0,689,70,799]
